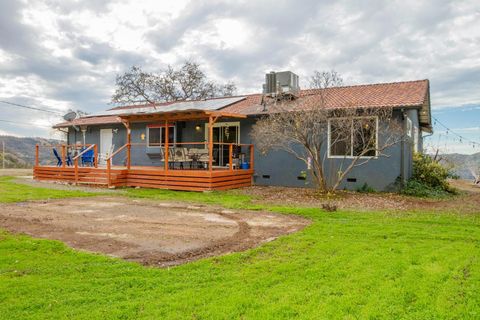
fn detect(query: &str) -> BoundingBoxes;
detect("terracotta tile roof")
[222,79,430,115]
[53,79,430,128]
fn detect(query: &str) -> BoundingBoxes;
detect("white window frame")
[146,124,177,149]
[327,116,379,159]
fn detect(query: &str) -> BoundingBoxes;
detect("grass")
[124,187,264,210]
[1,179,480,319]
[0,177,98,203]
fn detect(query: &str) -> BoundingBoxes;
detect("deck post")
[164,118,169,172]
[121,119,131,170]
[250,144,254,170]
[208,116,213,172]
[61,144,66,168]
[74,159,79,185]
[94,144,98,168]
[127,129,131,170]
[229,143,233,171]
[107,158,111,187]
[35,144,39,167]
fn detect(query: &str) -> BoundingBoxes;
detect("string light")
[429,115,480,151]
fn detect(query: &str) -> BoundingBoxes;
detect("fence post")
[35,144,39,167]
[74,158,79,185]
[249,144,254,170]
[229,144,233,171]
[94,144,98,168]
[127,143,131,170]
[61,145,66,168]
[107,158,111,187]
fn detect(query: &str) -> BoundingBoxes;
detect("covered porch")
[34,109,254,191]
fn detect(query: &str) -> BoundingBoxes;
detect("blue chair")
[53,148,74,167]
[66,152,73,166]
[52,148,62,166]
[81,148,95,167]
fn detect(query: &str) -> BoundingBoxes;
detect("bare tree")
[309,70,343,89]
[112,61,237,105]
[252,71,404,193]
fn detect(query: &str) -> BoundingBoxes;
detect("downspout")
[400,109,407,186]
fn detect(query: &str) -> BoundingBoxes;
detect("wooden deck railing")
[106,143,130,187]
[72,144,97,185]
[35,143,96,168]
[35,141,254,188]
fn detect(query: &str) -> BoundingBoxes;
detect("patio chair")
[160,147,175,169]
[98,144,115,166]
[52,148,62,167]
[66,152,73,166]
[81,148,95,167]
[172,147,193,169]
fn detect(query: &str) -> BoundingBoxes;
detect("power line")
[0,118,51,128]
[0,100,63,115]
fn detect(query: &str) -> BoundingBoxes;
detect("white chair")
[98,144,115,166]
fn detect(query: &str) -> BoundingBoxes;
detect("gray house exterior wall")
[68,108,421,191]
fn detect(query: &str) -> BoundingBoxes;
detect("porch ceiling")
[119,109,247,122]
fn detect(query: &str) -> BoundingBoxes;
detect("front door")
[100,129,113,165]
[209,123,239,166]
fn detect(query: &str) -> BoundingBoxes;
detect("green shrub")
[402,180,451,198]
[402,153,457,197]
[357,183,375,193]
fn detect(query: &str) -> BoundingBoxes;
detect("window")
[329,119,351,156]
[148,127,161,147]
[147,124,175,147]
[353,117,377,157]
[328,117,378,158]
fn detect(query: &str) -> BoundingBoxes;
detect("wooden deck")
[33,166,254,191]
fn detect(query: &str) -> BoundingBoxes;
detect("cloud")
[0,0,479,142]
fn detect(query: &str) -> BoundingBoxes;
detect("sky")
[0,0,479,154]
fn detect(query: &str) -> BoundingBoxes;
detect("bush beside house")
[402,153,457,197]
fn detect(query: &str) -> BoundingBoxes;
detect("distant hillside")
[0,136,63,168]
[439,152,480,180]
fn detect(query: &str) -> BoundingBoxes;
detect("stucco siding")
[71,108,417,191]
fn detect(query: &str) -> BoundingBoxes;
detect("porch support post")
[61,144,66,168]
[121,119,131,170]
[164,118,169,172]
[126,122,131,170]
[35,144,39,167]
[208,116,213,172]
[229,143,233,171]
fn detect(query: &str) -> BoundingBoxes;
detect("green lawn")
[1,179,480,319]
[0,177,98,203]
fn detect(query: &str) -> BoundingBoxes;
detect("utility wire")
[0,118,51,128]
[0,100,63,115]
[431,115,480,148]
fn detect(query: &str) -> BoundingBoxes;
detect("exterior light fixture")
[195,125,202,131]
[141,133,146,140]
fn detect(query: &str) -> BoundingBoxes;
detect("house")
[35,72,432,191]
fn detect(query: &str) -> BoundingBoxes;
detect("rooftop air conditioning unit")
[263,71,300,96]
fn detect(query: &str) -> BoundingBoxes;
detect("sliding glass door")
[207,122,240,167]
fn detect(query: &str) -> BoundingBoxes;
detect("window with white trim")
[328,117,378,157]
[147,124,176,147]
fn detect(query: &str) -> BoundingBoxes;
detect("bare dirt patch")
[0,169,32,177]
[236,184,480,214]
[0,197,309,266]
